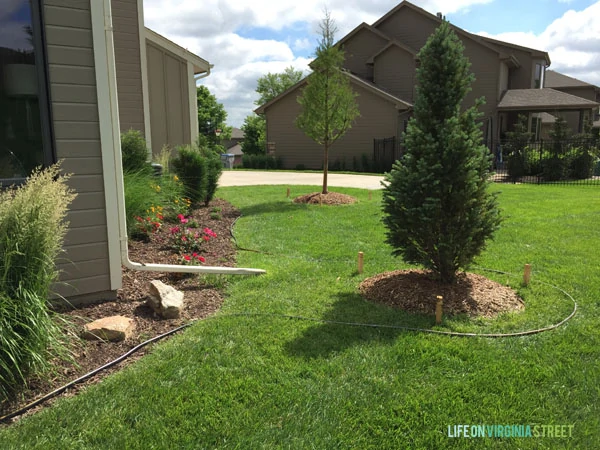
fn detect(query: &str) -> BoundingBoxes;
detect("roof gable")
[255,70,412,115]
[338,22,390,48]
[366,40,416,64]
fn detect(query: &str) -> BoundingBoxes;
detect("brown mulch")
[293,191,357,205]
[0,198,239,422]
[359,269,524,318]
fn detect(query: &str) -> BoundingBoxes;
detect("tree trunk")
[322,142,329,194]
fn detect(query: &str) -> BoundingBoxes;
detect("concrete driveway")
[219,171,385,190]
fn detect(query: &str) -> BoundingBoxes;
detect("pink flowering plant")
[168,219,217,254]
[180,253,207,266]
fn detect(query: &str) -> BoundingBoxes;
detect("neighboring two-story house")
[256,0,599,170]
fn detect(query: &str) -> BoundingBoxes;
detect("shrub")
[121,129,151,173]
[569,148,594,179]
[171,145,208,205]
[242,154,281,169]
[0,164,76,400]
[382,22,501,284]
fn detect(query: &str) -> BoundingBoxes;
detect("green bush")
[570,148,594,179]
[170,144,224,206]
[242,154,281,169]
[121,129,151,173]
[0,164,75,401]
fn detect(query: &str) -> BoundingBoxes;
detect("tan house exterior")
[257,0,599,169]
[111,0,211,156]
[0,0,210,304]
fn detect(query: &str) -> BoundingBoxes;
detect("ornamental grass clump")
[0,163,76,401]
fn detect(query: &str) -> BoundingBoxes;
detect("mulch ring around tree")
[359,269,524,318]
[293,192,357,205]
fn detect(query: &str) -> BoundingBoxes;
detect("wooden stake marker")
[523,264,532,286]
[286,187,290,198]
[358,252,364,274]
[368,190,372,200]
[435,296,443,324]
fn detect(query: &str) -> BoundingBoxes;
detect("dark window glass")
[534,63,543,89]
[0,0,52,181]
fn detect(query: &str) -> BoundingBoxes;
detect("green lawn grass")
[1,184,598,449]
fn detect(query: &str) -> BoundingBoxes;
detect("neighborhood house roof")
[544,70,596,89]
[254,70,412,115]
[497,88,599,111]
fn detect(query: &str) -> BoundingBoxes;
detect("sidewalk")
[219,171,385,190]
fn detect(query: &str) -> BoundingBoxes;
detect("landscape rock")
[147,280,184,319]
[82,315,135,342]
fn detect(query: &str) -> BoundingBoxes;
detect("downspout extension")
[101,2,264,277]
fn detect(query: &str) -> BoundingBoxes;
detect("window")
[0,0,53,183]
[534,63,544,89]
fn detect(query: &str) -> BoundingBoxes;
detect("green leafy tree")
[296,11,359,194]
[197,85,232,147]
[256,66,304,106]
[382,21,501,284]
[241,114,266,155]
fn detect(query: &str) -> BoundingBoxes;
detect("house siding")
[375,7,436,52]
[342,28,388,79]
[373,45,416,102]
[43,0,113,300]
[461,40,499,121]
[146,40,191,154]
[111,0,145,135]
[265,82,399,170]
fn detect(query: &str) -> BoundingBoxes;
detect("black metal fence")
[373,136,403,173]
[491,138,600,185]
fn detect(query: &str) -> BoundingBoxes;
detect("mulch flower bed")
[0,198,240,422]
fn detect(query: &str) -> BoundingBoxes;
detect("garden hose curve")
[0,222,579,424]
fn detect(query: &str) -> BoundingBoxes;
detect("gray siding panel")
[343,28,388,79]
[43,1,113,298]
[147,40,191,153]
[111,0,145,136]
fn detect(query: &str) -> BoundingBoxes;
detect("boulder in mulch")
[147,280,184,319]
[82,316,135,342]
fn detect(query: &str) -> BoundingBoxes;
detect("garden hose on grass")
[0,223,579,424]
[0,276,577,425]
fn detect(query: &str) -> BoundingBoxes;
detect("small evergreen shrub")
[0,164,75,400]
[171,145,208,205]
[570,148,594,179]
[121,129,150,173]
[242,154,281,169]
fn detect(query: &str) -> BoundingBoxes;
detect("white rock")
[147,280,184,319]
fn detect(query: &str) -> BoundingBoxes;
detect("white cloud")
[476,2,600,85]
[142,0,600,127]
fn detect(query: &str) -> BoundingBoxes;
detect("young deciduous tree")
[382,21,501,284]
[241,114,266,155]
[296,11,359,194]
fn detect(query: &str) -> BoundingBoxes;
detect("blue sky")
[143,0,600,127]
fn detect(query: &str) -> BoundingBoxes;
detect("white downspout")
[97,0,265,276]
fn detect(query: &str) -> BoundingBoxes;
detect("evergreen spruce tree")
[296,11,359,194]
[382,21,501,284]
